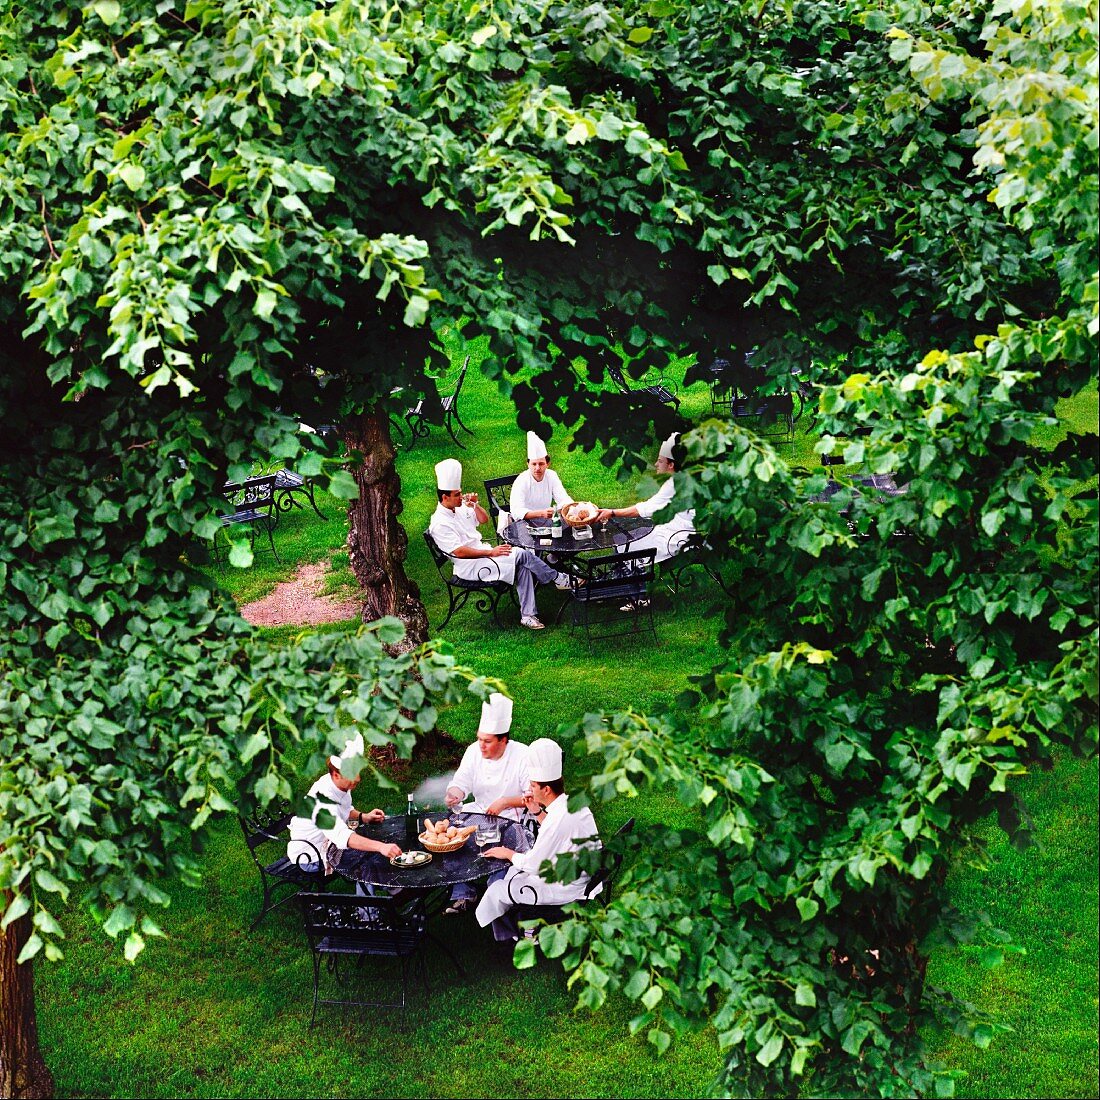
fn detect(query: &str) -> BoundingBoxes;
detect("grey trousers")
[512,547,558,617]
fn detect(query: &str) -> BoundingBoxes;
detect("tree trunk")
[0,902,54,1100]
[345,408,429,649]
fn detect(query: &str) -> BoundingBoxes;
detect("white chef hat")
[329,732,365,772]
[527,737,563,782]
[658,432,679,461]
[435,458,462,491]
[526,431,548,461]
[478,692,514,735]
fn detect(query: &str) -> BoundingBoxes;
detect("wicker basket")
[418,821,475,853]
[560,501,600,528]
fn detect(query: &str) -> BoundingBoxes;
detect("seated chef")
[475,738,601,942]
[442,692,530,915]
[596,432,696,562]
[507,431,575,528]
[286,734,402,875]
[427,457,571,631]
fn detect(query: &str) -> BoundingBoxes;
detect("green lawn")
[35,351,1097,1098]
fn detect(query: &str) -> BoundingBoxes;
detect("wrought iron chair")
[215,475,280,563]
[659,529,711,596]
[606,361,681,410]
[404,355,473,449]
[296,891,429,1030]
[422,531,515,630]
[506,817,636,927]
[483,474,519,543]
[239,804,326,929]
[569,548,657,646]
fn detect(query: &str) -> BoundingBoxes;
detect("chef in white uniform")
[442,693,531,914]
[508,431,575,524]
[427,457,571,630]
[286,734,402,874]
[475,738,601,941]
[595,432,695,562]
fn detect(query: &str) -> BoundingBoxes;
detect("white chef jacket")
[630,477,695,563]
[509,469,574,521]
[287,773,354,864]
[428,502,517,583]
[450,739,530,821]
[475,795,602,926]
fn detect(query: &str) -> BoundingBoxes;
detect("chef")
[442,692,530,915]
[595,432,695,562]
[508,431,575,525]
[475,738,601,941]
[286,734,402,874]
[427,457,571,631]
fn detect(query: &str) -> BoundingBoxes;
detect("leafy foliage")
[529,2,1098,1096]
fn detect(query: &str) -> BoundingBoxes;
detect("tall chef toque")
[330,732,365,772]
[526,431,548,461]
[658,432,679,461]
[527,737,563,783]
[478,693,514,735]
[435,458,462,491]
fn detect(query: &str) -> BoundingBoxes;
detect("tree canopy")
[0,0,1096,1097]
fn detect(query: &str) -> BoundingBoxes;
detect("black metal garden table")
[338,811,532,976]
[501,515,655,559]
[339,811,531,895]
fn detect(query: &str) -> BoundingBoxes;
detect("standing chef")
[475,738,601,941]
[427,457,571,631]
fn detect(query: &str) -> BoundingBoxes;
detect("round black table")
[502,515,654,556]
[338,811,531,891]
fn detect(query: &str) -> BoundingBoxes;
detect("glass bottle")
[405,792,417,845]
[550,506,562,538]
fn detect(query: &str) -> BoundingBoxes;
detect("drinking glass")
[475,823,494,853]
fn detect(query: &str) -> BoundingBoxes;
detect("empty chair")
[606,361,680,410]
[215,475,280,563]
[404,356,472,449]
[483,473,520,541]
[296,892,429,1029]
[569,548,657,646]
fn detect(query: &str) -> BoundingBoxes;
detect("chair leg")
[437,587,468,631]
[304,483,326,520]
[265,520,280,563]
[452,406,475,436]
[444,413,466,450]
[308,952,322,1029]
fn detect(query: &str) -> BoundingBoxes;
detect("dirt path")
[240,561,362,627]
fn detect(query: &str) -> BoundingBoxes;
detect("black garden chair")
[483,473,520,543]
[239,804,326,929]
[568,548,657,646]
[506,818,636,928]
[215,475,280,564]
[404,355,473,449]
[423,531,515,629]
[296,891,429,1030]
[606,361,680,411]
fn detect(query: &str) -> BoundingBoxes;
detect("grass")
[34,348,1098,1098]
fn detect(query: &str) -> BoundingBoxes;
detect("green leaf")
[512,937,537,969]
[94,0,121,25]
[118,163,145,191]
[794,982,816,1007]
[328,469,359,500]
[228,541,254,569]
[123,932,146,962]
[624,970,649,999]
[796,896,819,921]
[641,984,663,1010]
[103,904,135,938]
[16,933,44,964]
[1,893,31,930]
[628,26,654,44]
[756,1034,784,1066]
